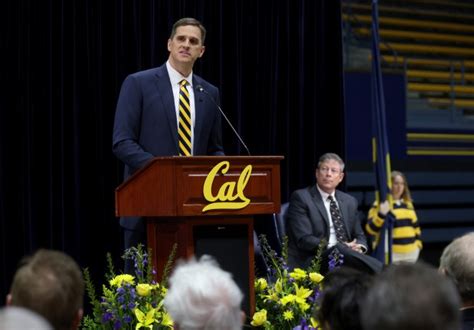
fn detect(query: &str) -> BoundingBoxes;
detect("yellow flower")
[283,310,294,321]
[298,301,311,312]
[280,294,296,306]
[136,283,153,297]
[109,274,135,287]
[309,272,324,284]
[251,309,267,327]
[162,312,173,328]
[310,317,320,328]
[275,278,283,293]
[263,292,278,302]
[134,308,156,329]
[294,283,313,304]
[255,278,268,291]
[289,268,307,281]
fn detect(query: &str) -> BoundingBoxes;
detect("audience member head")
[0,306,52,330]
[7,249,84,330]
[317,267,372,330]
[439,232,474,306]
[164,255,243,330]
[361,262,461,330]
[391,170,412,203]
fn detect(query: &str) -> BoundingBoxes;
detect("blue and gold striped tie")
[178,79,192,156]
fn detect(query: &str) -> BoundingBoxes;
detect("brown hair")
[391,170,413,203]
[10,249,84,330]
[170,17,207,44]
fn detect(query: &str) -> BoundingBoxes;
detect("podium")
[115,156,282,314]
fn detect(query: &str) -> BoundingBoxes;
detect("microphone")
[195,84,251,156]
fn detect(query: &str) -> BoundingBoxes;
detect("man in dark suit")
[113,17,224,255]
[286,153,369,270]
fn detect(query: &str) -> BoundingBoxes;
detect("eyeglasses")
[318,167,341,174]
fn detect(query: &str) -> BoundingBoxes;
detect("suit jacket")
[113,64,224,230]
[286,185,368,269]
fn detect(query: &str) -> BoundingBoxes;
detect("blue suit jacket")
[113,64,224,230]
[286,185,368,269]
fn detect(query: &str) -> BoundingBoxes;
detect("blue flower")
[101,312,113,323]
[113,320,122,329]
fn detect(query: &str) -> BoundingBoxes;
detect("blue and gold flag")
[371,0,394,265]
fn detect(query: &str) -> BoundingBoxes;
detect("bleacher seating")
[342,0,474,127]
[346,170,474,249]
[342,0,474,264]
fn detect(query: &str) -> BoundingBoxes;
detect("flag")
[370,0,394,265]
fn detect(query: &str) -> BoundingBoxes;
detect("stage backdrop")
[0,0,345,301]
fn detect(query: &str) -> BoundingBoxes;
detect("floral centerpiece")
[82,244,176,329]
[250,236,343,330]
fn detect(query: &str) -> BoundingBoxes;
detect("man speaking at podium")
[113,17,224,260]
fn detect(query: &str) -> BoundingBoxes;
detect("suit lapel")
[310,186,330,228]
[192,76,204,151]
[155,65,179,153]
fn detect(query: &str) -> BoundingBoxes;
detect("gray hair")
[0,307,52,329]
[440,232,474,303]
[164,255,243,330]
[317,153,345,172]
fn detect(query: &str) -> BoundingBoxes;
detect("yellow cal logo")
[202,161,251,212]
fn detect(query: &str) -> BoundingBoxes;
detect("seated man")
[6,249,84,330]
[439,232,474,330]
[286,153,377,273]
[164,255,243,330]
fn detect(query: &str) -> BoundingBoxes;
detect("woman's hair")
[391,170,413,204]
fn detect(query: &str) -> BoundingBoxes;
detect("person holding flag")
[366,171,422,263]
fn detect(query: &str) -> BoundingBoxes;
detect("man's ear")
[198,45,206,58]
[71,308,83,329]
[6,293,12,306]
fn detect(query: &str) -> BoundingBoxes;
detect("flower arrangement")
[250,236,343,330]
[82,244,176,329]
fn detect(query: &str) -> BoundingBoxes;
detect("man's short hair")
[9,249,84,330]
[317,153,345,172]
[361,262,460,330]
[440,232,474,303]
[164,255,243,330]
[170,17,207,44]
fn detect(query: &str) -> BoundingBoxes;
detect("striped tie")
[178,79,192,156]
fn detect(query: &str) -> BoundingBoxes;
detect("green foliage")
[81,244,177,330]
[250,236,327,329]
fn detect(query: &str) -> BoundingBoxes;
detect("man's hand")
[345,239,365,254]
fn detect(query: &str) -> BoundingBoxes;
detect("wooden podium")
[115,156,282,314]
